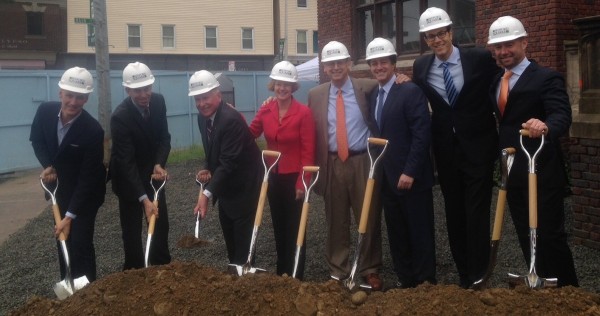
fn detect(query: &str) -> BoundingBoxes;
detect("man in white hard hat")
[30,66,107,283]
[412,7,501,288]
[367,37,436,288]
[110,62,172,270]
[308,40,383,290]
[190,70,263,268]
[487,16,578,287]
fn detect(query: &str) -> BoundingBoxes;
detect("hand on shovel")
[143,197,159,222]
[54,216,72,239]
[194,192,210,219]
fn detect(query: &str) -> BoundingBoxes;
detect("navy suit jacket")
[491,61,571,188]
[371,82,434,195]
[197,101,262,218]
[413,47,500,167]
[30,102,106,215]
[110,94,171,201]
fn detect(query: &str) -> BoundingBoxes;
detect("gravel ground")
[0,158,598,315]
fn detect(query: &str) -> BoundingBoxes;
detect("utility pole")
[93,0,112,167]
[284,0,288,60]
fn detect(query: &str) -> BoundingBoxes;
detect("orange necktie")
[498,70,513,116]
[336,89,349,162]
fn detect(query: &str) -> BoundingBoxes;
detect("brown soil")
[176,234,211,249]
[9,261,600,316]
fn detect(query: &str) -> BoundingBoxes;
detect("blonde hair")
[267,80,300,93]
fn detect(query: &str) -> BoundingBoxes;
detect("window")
[162,25,175,48]
[354,0,475,58]
[242,28,254,50]
[298,0,307,8]
[26,12,43,36]
[297,30,308,54]
[313,31,319,53]
[205,26,218,48]
[128,24,141,48]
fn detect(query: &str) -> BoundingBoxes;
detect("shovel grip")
[52,204,68,241]
[368,137,388,146]
[296,202,310,247]
[263,150,281,157]
[358,178,375,233]
[491,189,507,241]
[148,214,156,235]
[303,166,320,173]
[529,173,537,229]
[254,181,268,226]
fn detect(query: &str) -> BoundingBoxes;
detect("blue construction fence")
[0,70,318,173]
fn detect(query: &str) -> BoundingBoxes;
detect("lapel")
[458,48,471,106]
[350,77,371,123]
[500,62,536,119]
[420,54,448,107]
[315,83,330,148]
[125,98,154,142]
[56,111,85,154]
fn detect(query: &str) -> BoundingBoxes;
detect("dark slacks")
[507,185,579,287]
[268,172,305,279]
[435,146,494,286]
[118,191,171,270]
[218,198,256,265]
[381,176,436,287]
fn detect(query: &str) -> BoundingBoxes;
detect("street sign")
[74,17,94,24]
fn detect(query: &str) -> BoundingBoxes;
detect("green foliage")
[167,145,204,164]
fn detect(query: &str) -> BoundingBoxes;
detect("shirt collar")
[506,57,530,76]
[434,45,460,67]
[57,109,82,126]
[379,75,396,93]
[330,76,353,95]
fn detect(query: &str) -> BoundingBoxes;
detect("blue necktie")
[376,88,385,129]
[441,62,458,107]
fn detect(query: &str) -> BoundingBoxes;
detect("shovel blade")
[53,276,90,300]
[228,264,266,276]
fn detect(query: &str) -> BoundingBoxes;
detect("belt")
[329,149,367,157]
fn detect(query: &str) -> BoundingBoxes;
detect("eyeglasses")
[424,30,449,41]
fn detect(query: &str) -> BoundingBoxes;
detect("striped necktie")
[441,62,458,107]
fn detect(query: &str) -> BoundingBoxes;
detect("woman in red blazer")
[248,61,316,279]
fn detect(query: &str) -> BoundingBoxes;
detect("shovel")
[40,178,89,300]
[507,129,557,288]
[177,177,211,248]
[292,166,320,279]
[145,174,166,268]
[230,150,281,276]
[342,137,388,291]
[472,147,516,290]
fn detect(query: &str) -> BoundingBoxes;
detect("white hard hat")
[321,41,351,63]
[366,37,397,61]
[188,70,220,96]
[270,61,298,83]
[58,67,94,94]
[122,62,155,88]
[487,16,528,44]
[419,7,452,33]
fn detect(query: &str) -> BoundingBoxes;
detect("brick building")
[317,0,600,249]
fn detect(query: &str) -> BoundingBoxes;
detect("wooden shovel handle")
[254,181,268,226]
[263,150,281,157]
[520,129,530,136]
[491,189,507,241]
[303,166,320,173]
[368,137,388,146]
[52,204,68,241]
[504,147,516,155]
[296,202,310,247]
[358,178,375,233]
[148,214,156,235]
[529,173,537,229]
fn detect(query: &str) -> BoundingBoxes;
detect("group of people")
[29,7,578,294]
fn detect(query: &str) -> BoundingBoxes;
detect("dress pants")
[118,191,171,270]
[323,152,382,279]
[268,172,305,279]
[507,186,579,287]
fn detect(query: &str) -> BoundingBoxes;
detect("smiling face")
[423,26,454,61]
[273,80,294,102]
[323,58,351,88]
[125,84,153,108]
[491,38,528,70]
[194,88,222,118]
[368,56,395,85]
[59,89,88,121]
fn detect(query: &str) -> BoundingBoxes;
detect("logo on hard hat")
[369,46,385,53]
[132,73,147,80]
[278,69,293,76]
[426,16,442,24]
[190,82,204,88]
[68,77,86,87]
[492,28,510,36]
[327,49,341,55]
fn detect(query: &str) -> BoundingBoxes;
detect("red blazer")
[249,97,316,190]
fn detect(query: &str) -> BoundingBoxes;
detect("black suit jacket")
[413,47,500,166]
[491,61,571,188]
[197,101,262,218]
[30,102,106,215]
[371,82,434,195]
[110,94,171,200]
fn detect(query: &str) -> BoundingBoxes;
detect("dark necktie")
[142,108,150,121]
[376,88,385,129]
[441,62,458,107]
[206,119,213,141]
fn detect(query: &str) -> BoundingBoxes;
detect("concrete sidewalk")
[0,168,49,245]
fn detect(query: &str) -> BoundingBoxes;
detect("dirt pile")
[9,261,600,316]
